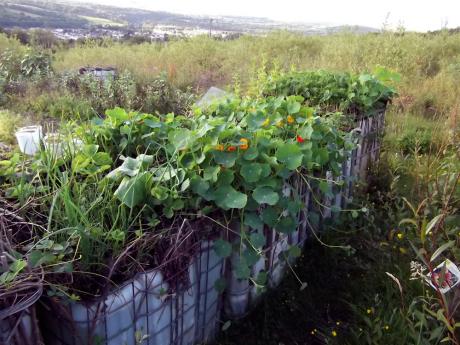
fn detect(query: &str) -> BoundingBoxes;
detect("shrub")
[0,110,24,144]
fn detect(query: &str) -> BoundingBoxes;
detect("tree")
[30,29,57,49]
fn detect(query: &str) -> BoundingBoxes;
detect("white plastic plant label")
[427,259,460,294]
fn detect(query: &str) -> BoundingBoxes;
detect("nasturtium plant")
[0,67,396,295]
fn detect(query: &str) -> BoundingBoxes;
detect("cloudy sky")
[66,0,460,31]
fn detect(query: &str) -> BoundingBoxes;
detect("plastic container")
[40,241,224,345]
[43,133,83,157]
[15,126,42,156]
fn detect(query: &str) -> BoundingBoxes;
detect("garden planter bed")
[40,240,225,345]
[0,69,396,345]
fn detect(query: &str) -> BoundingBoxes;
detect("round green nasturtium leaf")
[276,143,303,170]
[261,207,278,227]
[243,247,260,266]
[250,232,266,248]
[217,169,235,185]
[204,166,220,182]
[288,245,302,258]
[213,151,237,168]
[287,101,301,114]
[214,239,232,258]
[253,187,279,206]
[244,212,264,231]
[243,147,259,160]
[240,163,262,183]
[214,185,247,209]
[190,176,210,197]
[247,111,267,131]
[235,260,251,280]
[168,128,193,151]
[276,217,297,234]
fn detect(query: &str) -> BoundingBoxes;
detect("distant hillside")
[0,0,379,34]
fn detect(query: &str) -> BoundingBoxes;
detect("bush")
[0,109,24,144]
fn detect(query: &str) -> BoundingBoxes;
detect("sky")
[66,0,460,32]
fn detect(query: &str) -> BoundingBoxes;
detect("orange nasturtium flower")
[287,115,295,124]
[215,144,224,151]
[239,138,249,150]
[227,146,237,152]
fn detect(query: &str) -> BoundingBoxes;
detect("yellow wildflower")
[397,233,404,240]
[262,118,270,127]
[367,308,372,314]
[215,144,224,151]
[384,325,390,330]
[399,247,407,254]
[331,330,337,337]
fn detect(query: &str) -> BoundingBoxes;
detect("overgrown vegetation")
[0,28,459,345]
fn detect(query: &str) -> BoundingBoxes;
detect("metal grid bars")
[40,240,224,345]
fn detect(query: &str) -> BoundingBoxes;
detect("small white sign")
[427,259,460,294]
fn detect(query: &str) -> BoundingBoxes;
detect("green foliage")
[262,68,398,116]
[0,48,52,82]
[0,110,25,144]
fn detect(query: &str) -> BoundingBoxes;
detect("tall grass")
[50,31,460,119]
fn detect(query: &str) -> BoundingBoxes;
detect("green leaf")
[92,152,113,166]
[114,172,151,208]
[190,176,210,197]
[214,185,247,209]
[276,217,297,234]
[287,101,301,114]
[289,245,301,258]
[315,148,329,165]
[261,207,278,227]
[250,233,266,248]
[106,107,129,123]
[253,187,279,206]
[276,143,303,170]
[169,128,193,150]
[247,111,267,130]
[235,259,251,280]
[180,178,190,192]
[151,185,169,201]
[240,163,262,183]
[431,241,455,262]
[29,251,55,268]
[217,170,235,185]
[213,151,237,168]
[244,212,264,231]
[243,147,259,160]
[214,239,232,258]
[243,248,260,266]
[426,214,443,235]
[204,166,220,182]
[319,180,330,194]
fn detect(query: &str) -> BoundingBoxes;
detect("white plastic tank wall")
[15,126,42,156]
